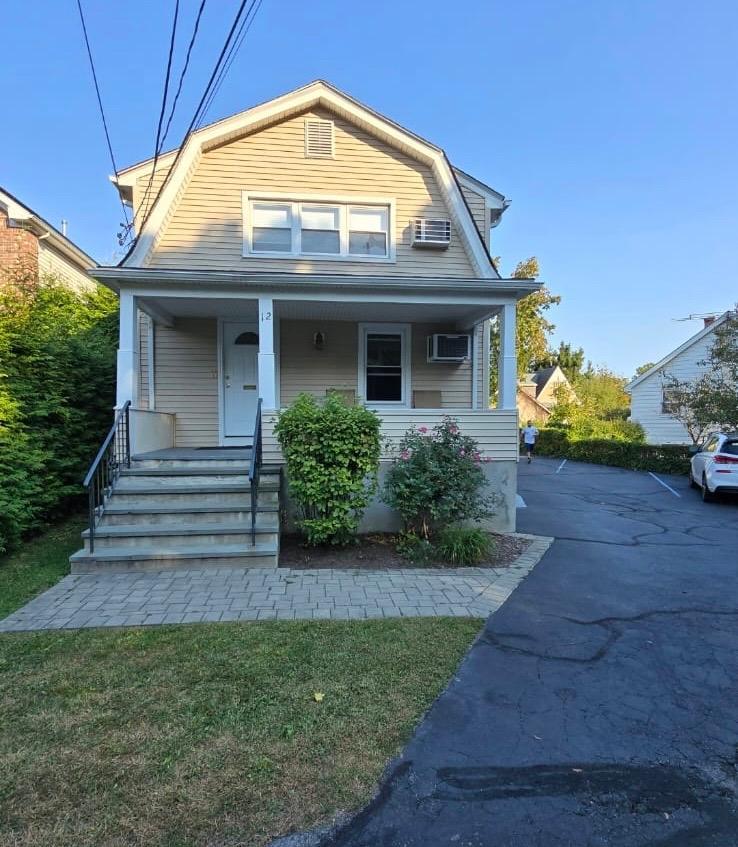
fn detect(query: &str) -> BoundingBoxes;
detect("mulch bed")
[279,532,530,570]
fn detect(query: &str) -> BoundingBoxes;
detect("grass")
[0,617,481,847]
[0,514,84,618]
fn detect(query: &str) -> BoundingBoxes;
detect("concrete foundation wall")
[280,458,517,535]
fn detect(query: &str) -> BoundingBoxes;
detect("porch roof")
[91,266,541,301]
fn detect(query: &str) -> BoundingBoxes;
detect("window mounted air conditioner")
[412,218,451,249]
[427,333,471,363]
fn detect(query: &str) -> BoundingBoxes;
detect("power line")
[133,0,260,242]
[75,0,132,243]
[135,0,182,227]
[195,0,263,129]
[160,0,208,150]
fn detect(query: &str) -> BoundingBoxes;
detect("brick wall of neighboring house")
[0,206,39,283]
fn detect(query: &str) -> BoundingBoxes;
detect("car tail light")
[713,454,738,464]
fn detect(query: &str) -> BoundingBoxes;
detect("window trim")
[357,323,411,407]
[242,192,396,262]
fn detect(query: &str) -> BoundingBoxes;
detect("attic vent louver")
[305,119,334,159]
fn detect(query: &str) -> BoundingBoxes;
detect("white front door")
[222,322,259,441]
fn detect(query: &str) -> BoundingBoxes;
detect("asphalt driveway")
[307,457,738,847]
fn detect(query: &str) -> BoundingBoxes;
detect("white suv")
[689,432,738,501]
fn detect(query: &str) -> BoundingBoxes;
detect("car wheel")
[702,475,714,502]
[689,470,698,489]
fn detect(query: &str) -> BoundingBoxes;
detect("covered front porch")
[113,277,521,453]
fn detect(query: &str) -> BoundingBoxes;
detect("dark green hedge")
[0,275,117,552]
[535,429,692,475]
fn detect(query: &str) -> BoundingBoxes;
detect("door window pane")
[252,203,292,252]
[301,205,340,254]
[366,333,402,402]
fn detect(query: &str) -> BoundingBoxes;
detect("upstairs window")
[244,196,392,260]
[251,203,292,253]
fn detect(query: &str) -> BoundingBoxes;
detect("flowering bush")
[382,418,494,539]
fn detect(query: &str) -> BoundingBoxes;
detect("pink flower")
[400,450,410,460]
[459,449,466,457]
[448,424,459,434]
[473,452,482,463]
[418,426,428,433]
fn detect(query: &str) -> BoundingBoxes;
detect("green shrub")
[535,429,692,475]
[396,531,434,564]
[0,274,117,552]
[274,393,381,545]
[382,418,493,540]
[436,527,493,566]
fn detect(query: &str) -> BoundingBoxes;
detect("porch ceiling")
[137,296,499,327]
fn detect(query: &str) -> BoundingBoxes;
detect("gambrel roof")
[114,80,506,277]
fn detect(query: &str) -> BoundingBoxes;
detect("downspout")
[147,318,156,410]
[471,323,479,409]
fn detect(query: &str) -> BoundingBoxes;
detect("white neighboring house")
[626,313,732,444]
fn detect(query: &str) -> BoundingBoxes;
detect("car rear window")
[722,440,738,456]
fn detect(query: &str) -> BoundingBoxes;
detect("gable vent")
[305,119,334,159]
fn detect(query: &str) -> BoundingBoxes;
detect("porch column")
[497,302,517,410]
[116,291,139,409]
[258,296,277,410]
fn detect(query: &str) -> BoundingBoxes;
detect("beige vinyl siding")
[263,409,518,463]
[458,184,487,240]
[630,331,717,445]
[37,241,95,292]
[147,107,477,277]
[279,319,476,408]
[133,167,169,227]
[150,318,219,446]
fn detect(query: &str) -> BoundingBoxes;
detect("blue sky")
[3,0,737,377]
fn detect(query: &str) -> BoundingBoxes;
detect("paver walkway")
[0,535,550,632]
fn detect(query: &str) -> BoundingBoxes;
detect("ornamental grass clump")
[275,393,381,546]
[382,417,494,541]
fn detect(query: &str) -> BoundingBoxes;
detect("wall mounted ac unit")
[412,218,451,249]
[427,333,471,363]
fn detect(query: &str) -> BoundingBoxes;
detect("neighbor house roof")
[0,185,96,271]
[625,311,734,393]
[522,365,568,397]
[113,80,506,277]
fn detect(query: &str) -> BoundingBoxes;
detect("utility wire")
[135,0,182,227]
[195,0,263,128]
[75,0,132,243]
[160,0,208,148]
[133,0,258,241]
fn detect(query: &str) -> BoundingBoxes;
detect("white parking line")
[648,471,681,498]
[555,459,567,474]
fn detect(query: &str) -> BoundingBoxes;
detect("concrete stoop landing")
[69,449,282,573]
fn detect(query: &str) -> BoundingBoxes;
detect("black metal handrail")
[83,401,131,553]
[249,398,263,546]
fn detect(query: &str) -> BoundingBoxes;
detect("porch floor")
[132,447,252,461]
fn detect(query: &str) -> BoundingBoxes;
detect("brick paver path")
[0,536,551,632]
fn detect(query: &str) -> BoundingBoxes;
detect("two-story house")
[73,81,540,572]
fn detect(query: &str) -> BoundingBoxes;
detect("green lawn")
[0,618,481,847]
[0,514,84,618]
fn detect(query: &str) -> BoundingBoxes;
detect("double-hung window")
[245,196,392,260]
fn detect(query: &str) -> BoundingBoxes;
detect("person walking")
[521,420,539,464]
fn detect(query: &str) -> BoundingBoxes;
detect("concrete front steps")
[70,455,282,573]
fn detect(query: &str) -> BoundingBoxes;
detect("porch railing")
[249,398,263,546]
[83,401,131,553]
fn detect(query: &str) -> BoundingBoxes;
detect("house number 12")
[261,312,272,321]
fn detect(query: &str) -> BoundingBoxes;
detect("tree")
[489,257,561,397]
[533,341,586,381]
[662,309,738,441]
[635,361,656,378]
